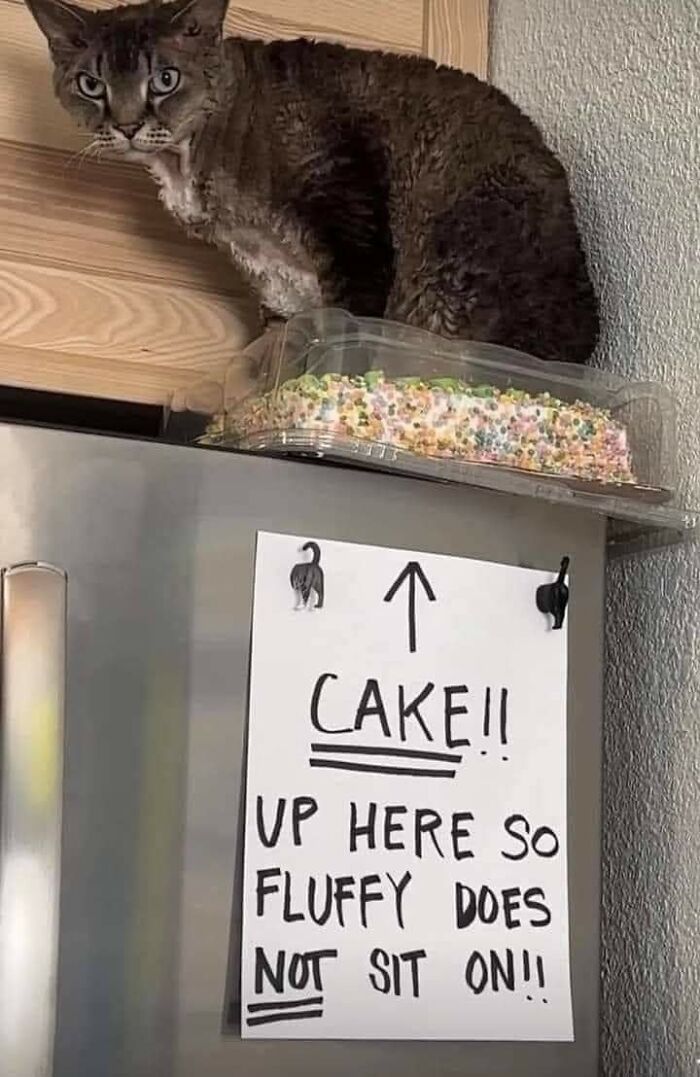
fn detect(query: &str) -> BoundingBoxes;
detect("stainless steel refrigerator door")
[0,423,605,1077]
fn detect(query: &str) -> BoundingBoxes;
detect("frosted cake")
[214,370,636,485]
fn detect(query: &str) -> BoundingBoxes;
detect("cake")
[213,370,636,486]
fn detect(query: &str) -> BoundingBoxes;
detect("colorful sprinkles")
[220,371,636,485]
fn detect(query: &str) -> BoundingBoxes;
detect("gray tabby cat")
[290,542,324,611]
[27,0,598,363]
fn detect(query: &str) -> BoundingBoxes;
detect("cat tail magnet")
[536,556,570,630]
[290,541,325,611]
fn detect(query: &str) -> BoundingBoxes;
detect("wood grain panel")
[0,0,423,152]
[227,0,422,48]
[227,5,421,53]
[0,342,211,404]
[1,142,250,299]
[0,260,249,367]
[426,0,488,77]
[0,1,78,151]
[0,141,253,403]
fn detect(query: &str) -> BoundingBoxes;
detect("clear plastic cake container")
[185,308,678,504]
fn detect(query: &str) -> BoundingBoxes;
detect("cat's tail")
[302,541,322,564]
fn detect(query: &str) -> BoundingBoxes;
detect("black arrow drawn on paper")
[383,562,437,654]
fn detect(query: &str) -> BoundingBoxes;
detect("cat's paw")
[259,305,287,332]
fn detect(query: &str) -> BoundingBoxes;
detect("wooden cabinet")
[0,0,488,406]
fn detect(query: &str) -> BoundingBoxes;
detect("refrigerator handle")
[0,563,67,1077]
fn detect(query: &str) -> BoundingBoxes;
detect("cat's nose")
[116,123,142,140]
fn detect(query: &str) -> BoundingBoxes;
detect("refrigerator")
[0,420,605,1076]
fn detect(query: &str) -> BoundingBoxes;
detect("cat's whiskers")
[63,140,100,174]
[63,133,119,175]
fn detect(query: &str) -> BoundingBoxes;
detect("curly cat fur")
[27,0,598,362]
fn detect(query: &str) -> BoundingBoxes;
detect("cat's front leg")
[227,226,324,322]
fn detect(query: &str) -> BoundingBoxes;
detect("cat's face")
[26,0,228,156]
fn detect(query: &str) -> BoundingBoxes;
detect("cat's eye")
[76,72,106,100]
[149,68,181,96]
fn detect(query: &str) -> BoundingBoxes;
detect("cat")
[27,0,599,363]
[290,542,324,611]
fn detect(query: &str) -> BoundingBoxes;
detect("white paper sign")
[241,531,573,1041]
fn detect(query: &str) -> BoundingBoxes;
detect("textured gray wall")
[489,3,700,1075]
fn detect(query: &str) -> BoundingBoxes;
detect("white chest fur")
[144,146,322,318]
[148,147,205,227]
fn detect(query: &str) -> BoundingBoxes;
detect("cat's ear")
[165,0,228,37]
[25,0,91,50]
